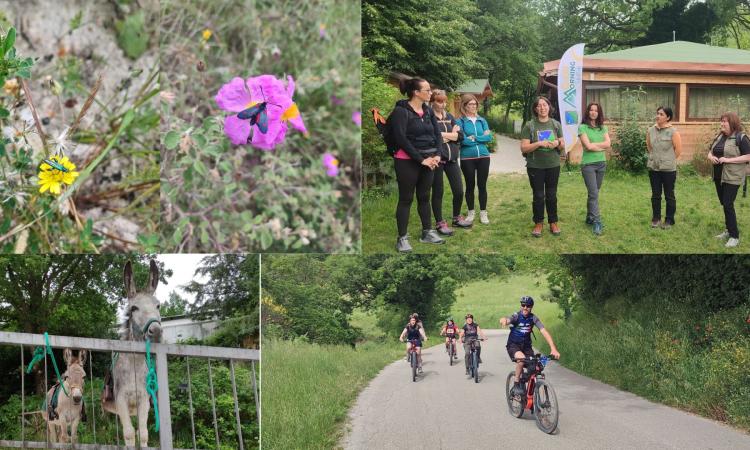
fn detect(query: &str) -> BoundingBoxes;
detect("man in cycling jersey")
[459,314,487,375]
[440,318,459,359]
[500,296,560,396]
[399,315,427,372]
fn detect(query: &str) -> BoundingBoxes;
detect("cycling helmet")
[520,296,534,307]
[465,313,473,319]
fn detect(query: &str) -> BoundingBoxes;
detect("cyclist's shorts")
[506,341,533,360]
[408,340,423,348]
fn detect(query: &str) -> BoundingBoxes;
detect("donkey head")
[63,349,86,405]
[123,260,162,342]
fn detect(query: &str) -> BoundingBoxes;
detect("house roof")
[455,79,493,95]
[542,41,750,76]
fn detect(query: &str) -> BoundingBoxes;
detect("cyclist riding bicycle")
[500,296,560,397]
[399,315,427,372]
[440,318,460,359]
[459,314,487,375]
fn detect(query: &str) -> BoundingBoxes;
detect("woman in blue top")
[457,94,493,225]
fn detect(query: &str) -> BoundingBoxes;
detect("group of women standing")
[389,78,492,252]
[388,77,750,251]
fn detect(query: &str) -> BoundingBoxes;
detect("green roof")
[588,41,750,65]
[455,79,490,93]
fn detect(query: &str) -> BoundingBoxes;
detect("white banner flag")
[557,43,585,154]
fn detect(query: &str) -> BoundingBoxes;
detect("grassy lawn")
[260,339,402,450]
[363,169,750,254]
[450,273,559,332]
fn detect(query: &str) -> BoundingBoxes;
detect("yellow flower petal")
[202,29,212,41]
[281,103,300,122]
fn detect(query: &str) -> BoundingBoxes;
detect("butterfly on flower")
[236,87,282,134]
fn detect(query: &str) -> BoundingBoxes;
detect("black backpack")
[369,104,433,156]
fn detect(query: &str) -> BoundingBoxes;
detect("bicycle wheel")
[505,372,524,418]
[411,353,417,382]
[473,352,479,383]
[534,380,559,433]
[449,343,453,366]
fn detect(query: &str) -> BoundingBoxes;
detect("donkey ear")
[146,260,159,295]
[124,261,136,299]
[63,348,73,366]
[78,350,87,367]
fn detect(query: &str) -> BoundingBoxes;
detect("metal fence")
[0,331,260,450]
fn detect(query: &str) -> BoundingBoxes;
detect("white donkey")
[102,260,162,447]
[44,348,87,444]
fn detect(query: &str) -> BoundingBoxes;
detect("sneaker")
[465,210,475,225]
[436,220,454,236]
[549,222,561,236]
[650,220,660,228]
[396,235,412,253]
[726,237,740,248]
[479,210,489,224]
[420,229,445,244]
[660,221,672,230]
[585,216,594,225]
[452,215,472,228]
[512,383,525,397]
[418,366,423,373]
[592,221,603,236]
[531,223,543,238]
[715,230,730,240]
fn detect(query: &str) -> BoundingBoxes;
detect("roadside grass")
[260,339,402,450]
[363,169,749,254]
[545,302,750,432]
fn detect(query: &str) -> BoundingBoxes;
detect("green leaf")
[192,133,206,148]
[16,68,30,79]
[193,160,208,177]
[259,229,273,250]
[115,11,148,59]
[164,130,180,149]
[3,27,15,57]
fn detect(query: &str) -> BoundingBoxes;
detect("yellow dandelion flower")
[37,155,80,195]
[202,29,212,41]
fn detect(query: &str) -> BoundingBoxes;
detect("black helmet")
[465,313,473,319]
[520,296,534,307]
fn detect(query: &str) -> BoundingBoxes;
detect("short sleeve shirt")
[578,124,608,165]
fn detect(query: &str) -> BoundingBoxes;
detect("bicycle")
[445,334,458,365]
[406,339,421,382]
[505,353,559,434]
[464,338,484,383]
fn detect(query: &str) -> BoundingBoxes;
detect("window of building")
[585,83,677,121]
[687,86,750,121]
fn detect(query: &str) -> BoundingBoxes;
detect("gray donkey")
[102,260,162,447]
[44,348,87,444]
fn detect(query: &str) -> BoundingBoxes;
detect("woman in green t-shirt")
[577,103,610,235]
[520,97,565,237]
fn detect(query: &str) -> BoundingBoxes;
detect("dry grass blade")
[20,77,47,149]
[69,74,103,136]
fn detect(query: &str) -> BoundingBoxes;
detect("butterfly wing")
[238,104,263,123]
[255,109,269,134]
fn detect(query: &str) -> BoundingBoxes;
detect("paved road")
[490,135,525,174]
[342,329,750,449]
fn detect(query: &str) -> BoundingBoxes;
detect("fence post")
[155,350,174,449]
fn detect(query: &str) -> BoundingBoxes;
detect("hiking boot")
[715,230,730,240]
[531,223,543,238]
[480,210,489,224]
[592,221,603,236]
[549,222,561,236]
[650,220,660,228]
[396,235,412,253]
[465,210,475,225]
[726,237,740,248]
[436,220,454,236]
[420,229,445,244]
[452,215,472,228]
[585,216,594,225]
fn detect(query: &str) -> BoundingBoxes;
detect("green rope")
[145,338,159,432]
[25,332,68,396]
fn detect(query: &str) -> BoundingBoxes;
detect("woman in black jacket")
[390,78,444,252]
[431,90,470,233]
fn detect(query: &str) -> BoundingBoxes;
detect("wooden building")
[451,78,494,115]
[538,41,750,163]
